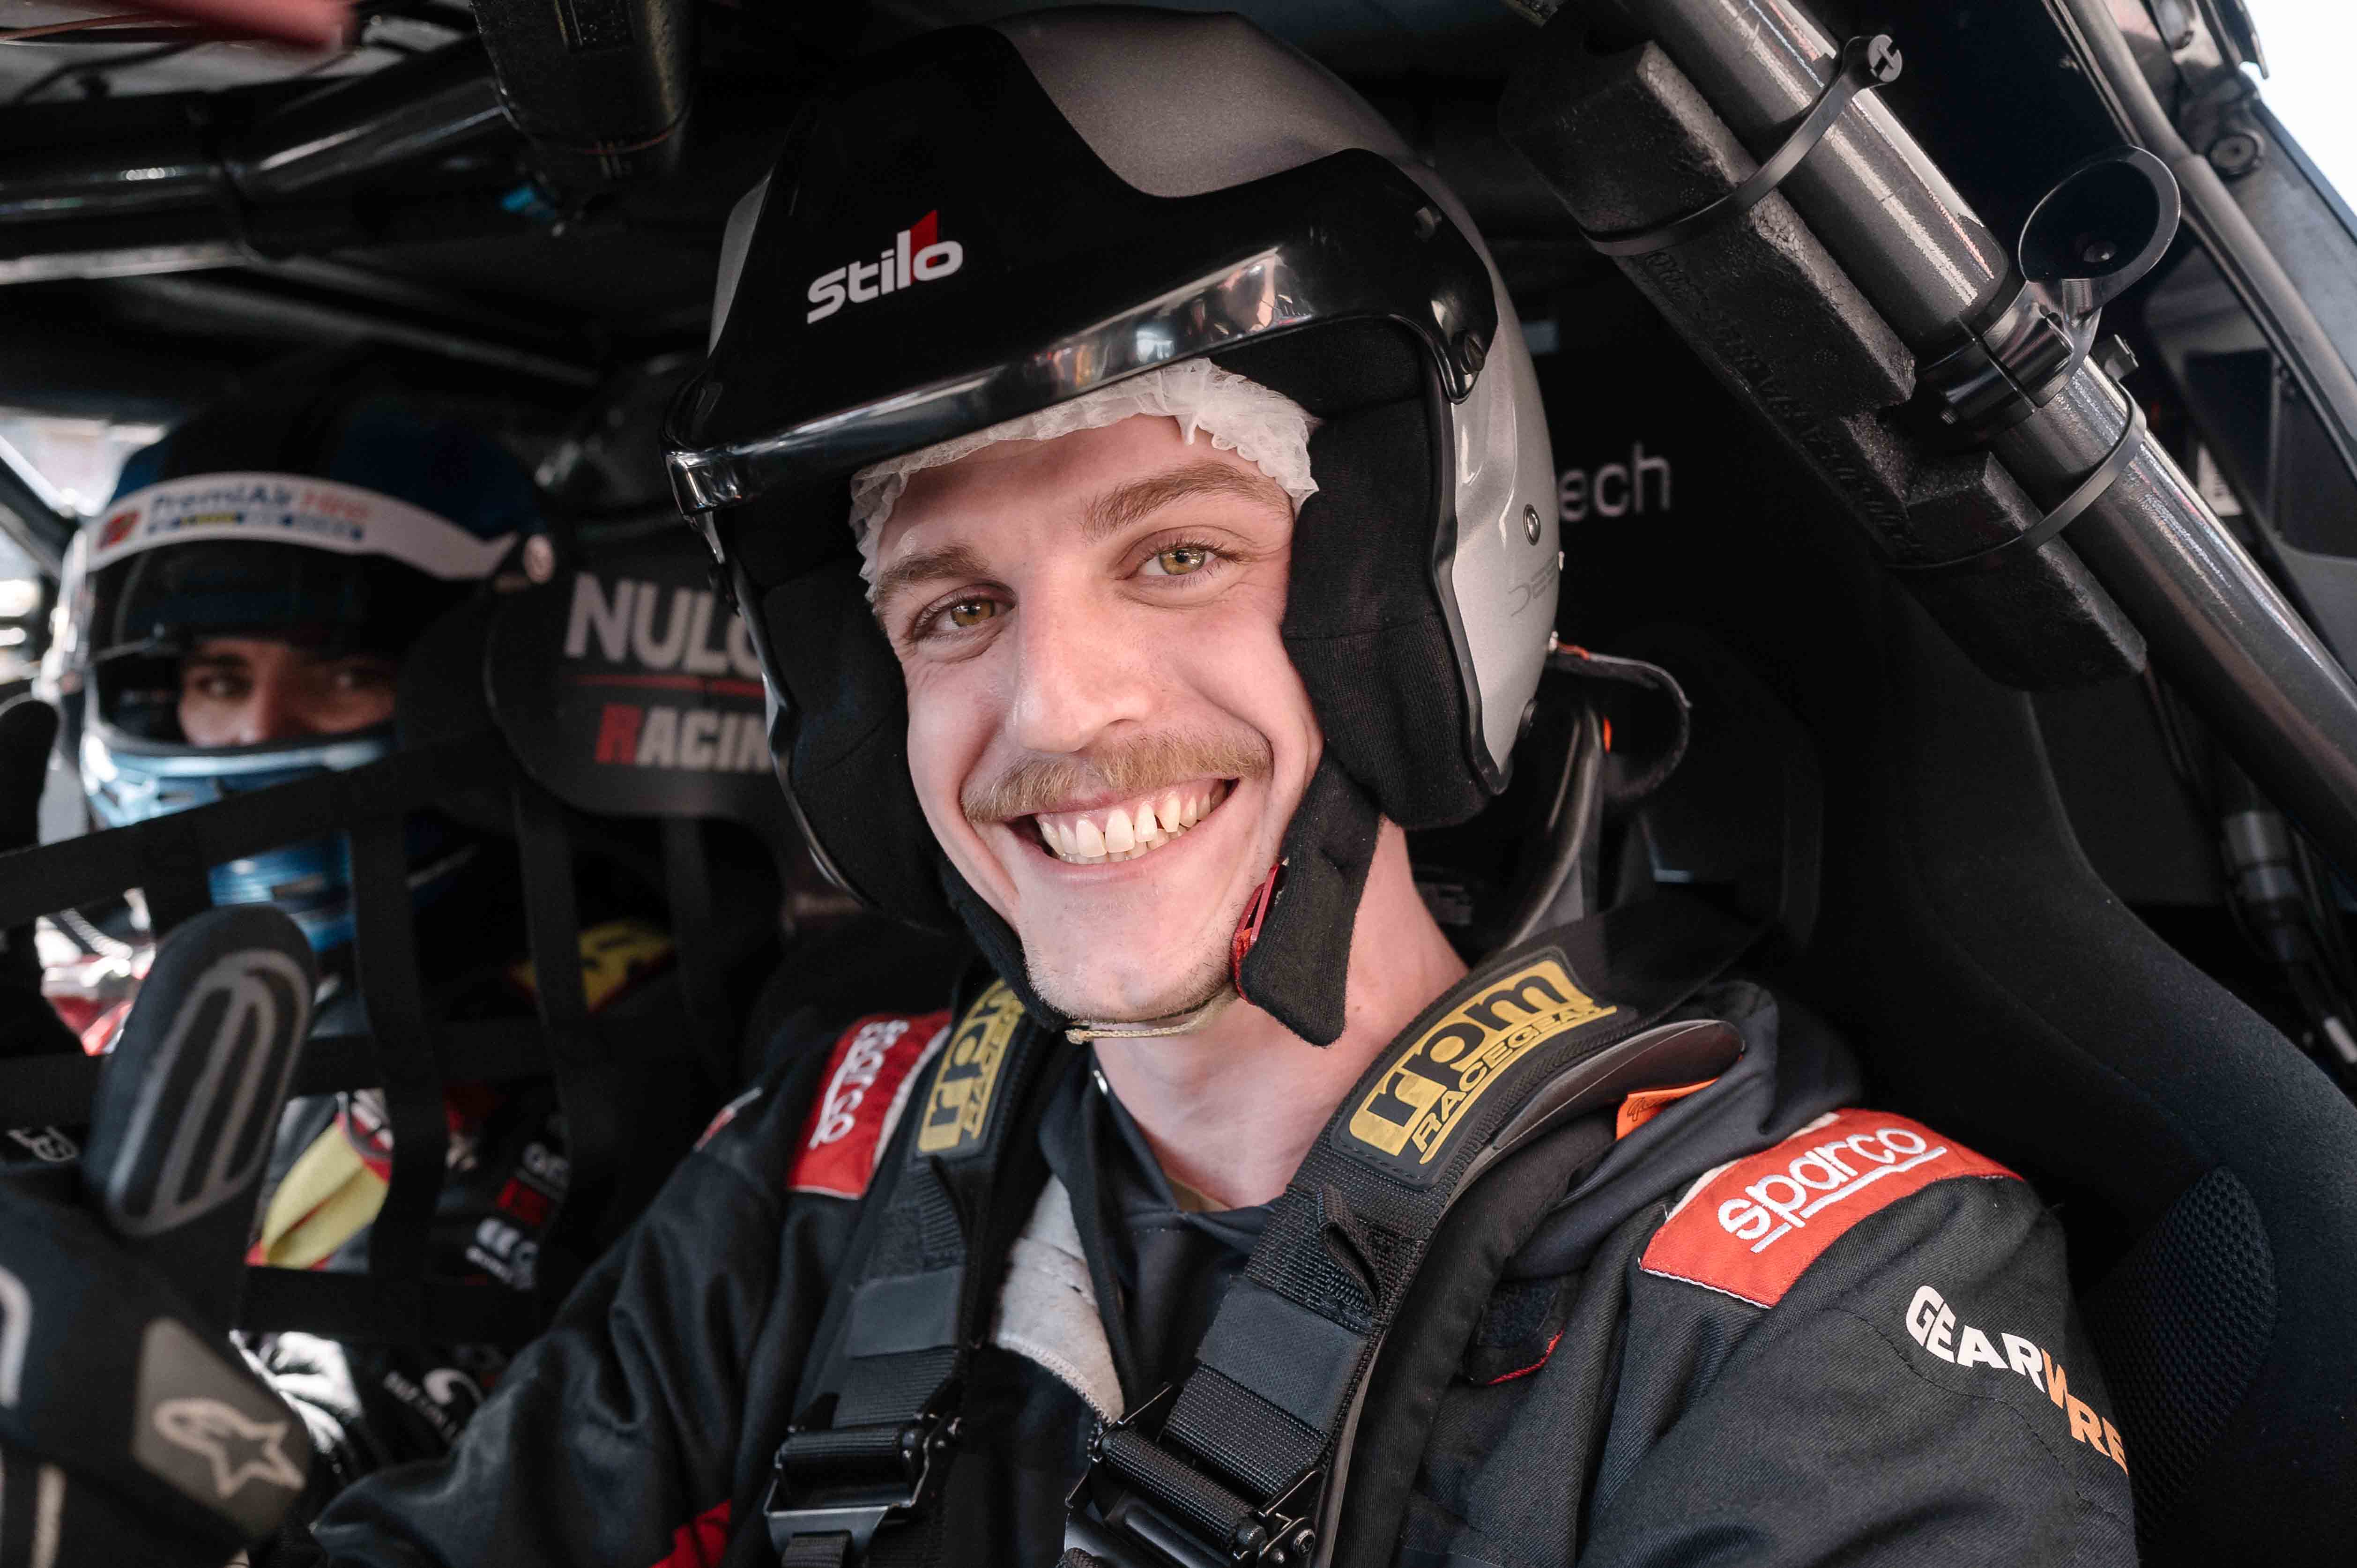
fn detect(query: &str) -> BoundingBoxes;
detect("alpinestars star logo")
[806,210,965,323]
[152,1398,307,1498]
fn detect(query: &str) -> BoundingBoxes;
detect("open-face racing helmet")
[664,8,1558,1043]
[44,356,540,952]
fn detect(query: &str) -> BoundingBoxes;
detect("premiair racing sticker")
[92,473,515,580]
[915,983,1024,1158]
[1342,954,1616,1182]
[1641,1108,2017,1307]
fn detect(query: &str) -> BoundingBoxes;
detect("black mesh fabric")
[2082,1167,2277,1553]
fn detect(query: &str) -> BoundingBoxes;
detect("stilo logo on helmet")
[804,209,965,323]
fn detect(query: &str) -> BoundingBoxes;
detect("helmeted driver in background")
[27,356,678,1490]
[0,14,2134,1567]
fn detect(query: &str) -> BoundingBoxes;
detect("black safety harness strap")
[1067,892,1758,1568]
[771,893,1754,1568]
[765,980,1076,1565]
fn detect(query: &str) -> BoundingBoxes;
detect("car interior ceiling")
[3,0,2357,1560]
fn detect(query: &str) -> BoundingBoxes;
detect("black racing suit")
[267,975,2134,1568]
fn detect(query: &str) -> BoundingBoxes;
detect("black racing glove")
[0,697,80,1066]
[0,905,319,1567]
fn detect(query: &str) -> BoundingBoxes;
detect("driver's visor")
[662,150,1496,524]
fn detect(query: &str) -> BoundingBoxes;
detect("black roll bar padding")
[1576,34,1903,258]
[1891,400,2149,578]
[1496,22,2147,691]
[1604,0,2357,879]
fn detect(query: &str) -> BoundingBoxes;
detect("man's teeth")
[1034,781,1227,865]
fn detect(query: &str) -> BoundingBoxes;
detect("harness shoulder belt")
[768,893,1756,1568]
[767,977,1073,1566]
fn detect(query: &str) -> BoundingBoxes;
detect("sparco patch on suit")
[789,1012,946,1198]
[1641,1108,2016,1307]
[915,983,1023,1158]
[1341,954,1616,1181]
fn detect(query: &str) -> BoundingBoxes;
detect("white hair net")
[848,358,1319,593]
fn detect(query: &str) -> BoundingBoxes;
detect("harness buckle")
[763,1403,959,1563]
[1063,1387,1326,1568]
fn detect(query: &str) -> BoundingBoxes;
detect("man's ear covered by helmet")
[13,13,2129,1567]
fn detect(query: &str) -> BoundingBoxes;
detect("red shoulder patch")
[1639,1108,2016,1308]
[787,1011,948,1198]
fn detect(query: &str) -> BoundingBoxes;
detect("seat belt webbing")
[764,980,1072,1562]
[775,892,1755,1567]
[1078,892,1759,1563]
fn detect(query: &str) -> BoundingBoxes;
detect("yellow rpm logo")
[916,982,1023,1155]
[1346,956,1615,1173]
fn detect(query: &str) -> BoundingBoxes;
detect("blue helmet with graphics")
[44,354,542,952]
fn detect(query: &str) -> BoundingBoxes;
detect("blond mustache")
[963,730,1272,824]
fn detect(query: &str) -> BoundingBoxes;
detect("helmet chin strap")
[1059,846,1292,1041]
[1063,985,1238,1045]
[937,755,1385,1049]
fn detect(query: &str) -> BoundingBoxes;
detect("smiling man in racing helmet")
[0,13,2130,1567]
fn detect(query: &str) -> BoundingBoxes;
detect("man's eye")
[333,663,394,693]
[1144,546,1212,578]
[945,598,1001,629]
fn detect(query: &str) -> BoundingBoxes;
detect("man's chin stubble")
[1027,937,1233,1025]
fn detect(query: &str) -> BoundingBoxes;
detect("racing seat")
[1787,569,2357,1564]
